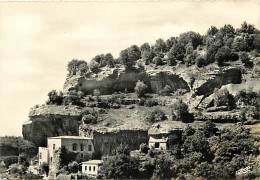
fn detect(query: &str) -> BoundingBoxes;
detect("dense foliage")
[100,122,259,179]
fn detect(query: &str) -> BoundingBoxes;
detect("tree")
[40,162,49,176]
[214,46,232,66]
[171,99,194,123]
[178,31,203,49]
[166,37,177,51]
[128,45,141,62]
[89,59,100,73]
[239,52,253,68]
[195,56,207,68]
[78,63,89,76]
[101,144,139,179]
[60,146,78,166]
[104,53,114,68]
[62,90,82,106]
[140,43,150,52]
[220,24,235,39]
[145,109,167,123]
[232,36,246,51]
[139,143,149,154]
[47,90,63,105]
[207,26,219,36]
[214,88,236,110]
[68,161,79,173]
[134,81,148,97]
[67,59,88,76]
[120,46,141,69]
[153,56,163,66]
[165,51,177,66]
[238,21,256,34]
[169,43,186,62]
[153,38,167,55]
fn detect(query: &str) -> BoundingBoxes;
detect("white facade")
[148,136,168,150]
[82,160,103,177]
[38,147,49,166]
[47,136,94,165]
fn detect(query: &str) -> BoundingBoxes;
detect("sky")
[0,2,260,136]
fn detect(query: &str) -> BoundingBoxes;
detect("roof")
[149,136,168,143]
[48,136,93,140]
[82,160,103,165]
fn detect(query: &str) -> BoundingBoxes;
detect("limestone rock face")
[63,69,190,95]
[22,105,83,147]
[194,67,242,96]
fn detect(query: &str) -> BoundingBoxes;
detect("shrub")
[145,109,167,123]
[40,162,49,176]
[153,56,163,66]
[214,88,236,110]
[47,90,63,105]
[144,99,159,107]
[82,114,97,124]
[195,56,207,68]
[171,100,194,123]
[68,161,79,173]
[159,85,172,96]
[214,46,232,66]
[67,59,88,76]
[134,81,148,97]
[239,52,253,68]
[89,59,100,73]
[63,90,82,106]
[169,43,186,62]
[139,143,149,154]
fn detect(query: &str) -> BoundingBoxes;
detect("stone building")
[149,136,168,150]
[47,136,94,165]
[38,136,94,177]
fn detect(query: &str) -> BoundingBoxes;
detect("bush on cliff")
[134,81,148,98]
[145,109,167,123]
[67,59,88,76]
[214,88,236,110]
[47,90,63,105]
[171,100,194,123]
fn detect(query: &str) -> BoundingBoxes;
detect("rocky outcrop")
[22,105,83,147]
[195,68,242,96]
[79,125,148,155]
[63,69,190,95]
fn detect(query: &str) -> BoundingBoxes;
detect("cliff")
[63,68,190,95]
[22,105,83,147]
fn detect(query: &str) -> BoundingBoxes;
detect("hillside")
[20,22,260,179]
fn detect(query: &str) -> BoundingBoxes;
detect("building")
[149,136,168,150]
[81,160,103,177]
[47,136,94,166]
[38,135,94,176]
[38,147,48,167]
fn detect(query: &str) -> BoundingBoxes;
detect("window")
[155,142,159,148]
[50,157,52,162]
[80,144,84,151]
[72,143,77,151]
[85,166,87,170]
[39,152,42,159]
[53,144,55,150]
[88,145,92,151]
[89,166,91,171]
[93,166,96,172]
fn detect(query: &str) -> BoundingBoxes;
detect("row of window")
[72,143,92,151]
[52,144,92,151]
[85,165,96,172]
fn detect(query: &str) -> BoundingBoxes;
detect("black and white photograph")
[0,1,260,179]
